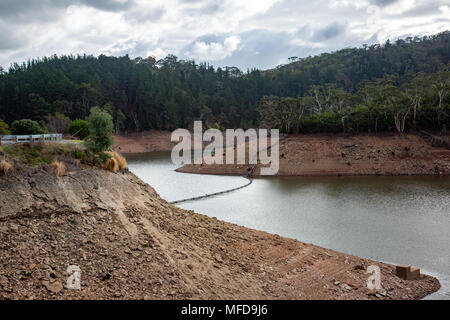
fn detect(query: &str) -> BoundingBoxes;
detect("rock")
[377,289,387,297]
[42,280,63,294]
[342,284,351,291]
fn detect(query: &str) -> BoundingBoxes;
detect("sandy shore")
[178,133,450,176]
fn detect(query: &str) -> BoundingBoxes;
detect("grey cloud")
[295,21,348,42]
[0,25,26,52]
[180,27,356,70]
[78,0,135,12]
[182,0,223,16]
[369,0,399,6]
[312,21,348,41]
[124,6,166,23]
[0,0,449,69]
[0,0,134,21]
[391,1,447,18]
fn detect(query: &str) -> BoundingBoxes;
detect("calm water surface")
[128,152,450,300]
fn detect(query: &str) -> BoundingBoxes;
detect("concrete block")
[396,265,410,279]
[396,265,421,280]
[408,267,421,280]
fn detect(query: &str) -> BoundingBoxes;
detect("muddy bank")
[178,134,450,177]
[114,130,176,154]
[0,162,440,299]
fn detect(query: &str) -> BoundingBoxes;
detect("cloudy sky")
[0,0,449,70]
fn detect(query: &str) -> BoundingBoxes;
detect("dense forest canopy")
[0,31,449,134]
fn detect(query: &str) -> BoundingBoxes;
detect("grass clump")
[114,152,127,170]
[106,151,127,171]
[0,160,12,175]
[51,160,67,177]
[1,143,85,167]
[104,157,118,173]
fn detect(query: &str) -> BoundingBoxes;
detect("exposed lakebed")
[128,151,450,300]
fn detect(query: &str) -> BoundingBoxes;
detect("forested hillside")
[0,31,448,134]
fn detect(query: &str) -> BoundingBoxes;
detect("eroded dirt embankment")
[178,134,450,176]
[113,130,176,154]
[0,165,440,299]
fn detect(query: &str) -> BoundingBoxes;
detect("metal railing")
[0,134,63,145]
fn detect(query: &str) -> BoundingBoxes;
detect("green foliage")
[85,107,113,162]
[43,112,70,133]
[1,143,81,166]
[0,32,448,133]
[68,119,90,139]
[75,150,83,160]
[0,119,10,134]
[11,119,44,135]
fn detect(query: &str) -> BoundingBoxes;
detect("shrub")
[68,119,90,140]
[85,107,113,163]
[0,160,12,174]
[0,119,10,135]
[51,160,66,177]
[104,157,118,173]
[75,151,84,160]
[11,119,44,135]
[43,112,70,133]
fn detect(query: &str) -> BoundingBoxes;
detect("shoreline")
[114,131,450,177]
[0,162,441,299]
[177,133,450,177]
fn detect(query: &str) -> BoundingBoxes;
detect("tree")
[0,32,448,134]
[312,84,334,114]
[68,119,90,139]
[85,107,114,162]
[430,66,450,127]
[43,112,70,133]
[11,119,44,135]
[0,119,10,134]
[257,96,281,129]
[330,89,354,133]
[359,81,382,133]
[257,96,307,133]
[403,72,426,130]
[381,84,410,134]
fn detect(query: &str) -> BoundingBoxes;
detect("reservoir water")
[128,152,450,300]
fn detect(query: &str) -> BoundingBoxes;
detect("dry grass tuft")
[105,157,119,173]
[106,151,127,171]
[113,152,127,170]
[51,160,67,177]
[0,160,12,175]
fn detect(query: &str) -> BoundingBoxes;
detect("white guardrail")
[0,134,63,145]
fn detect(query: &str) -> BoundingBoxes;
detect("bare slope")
[0,164,440,299]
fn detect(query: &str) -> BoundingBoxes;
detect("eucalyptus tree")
[430,65,450,128]
[403,72,426,130]
[381,83,410,134]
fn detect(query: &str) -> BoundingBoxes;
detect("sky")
[0,0,449,70]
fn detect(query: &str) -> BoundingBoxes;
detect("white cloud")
[0,0,448,69]
[185,36,241,61]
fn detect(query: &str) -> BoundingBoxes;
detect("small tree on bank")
[0,119,10,134]
[85,107,113,163]
[68,119,90,139]
[11,119,44,135]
